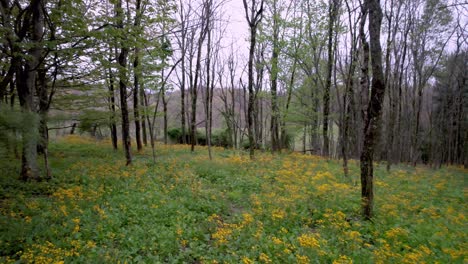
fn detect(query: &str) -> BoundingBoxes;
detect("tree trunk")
[181,47,187,144]
[162,79,168,145]
[133,0,143,151]
[270,0,280,152]
[360,0,386,220]
[323,0,339,157]
[247,26,257,159]
[359,1,370,154]
[116,0,132,165]
[242,0,264,159]
[140,91,147,146]
[17,0,44,181]
[38,67,51,179]
[342,41,357,176]
[281,60,296,149]
[205,5,213,160]
[108,51,118,150]
[190,4,208,152]
[133,48,142,151]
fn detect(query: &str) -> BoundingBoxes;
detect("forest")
[0,0,467,263]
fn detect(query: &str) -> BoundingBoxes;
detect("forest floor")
[0,135,466,263]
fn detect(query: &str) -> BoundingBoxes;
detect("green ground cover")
[0,135,466,263]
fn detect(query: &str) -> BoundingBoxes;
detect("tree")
[7,0,46,180]
[408,0,453,165]
[267,0,281,152]
[115,0,132,165]
[189,0,210,152]
[175,0,190,144]
[243,0,265,159]
[323,0,340,157]
[133,0,143,152]
[340,0,360,177]
[360,0,386,220]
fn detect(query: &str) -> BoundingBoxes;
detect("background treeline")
[0,0,466,182]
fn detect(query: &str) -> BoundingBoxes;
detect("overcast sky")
[221,0,249,62]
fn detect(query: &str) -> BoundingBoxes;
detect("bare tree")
[323,0,340,157]
[243,0,265,159]
[340,0,360,177]
[190,0,210,152]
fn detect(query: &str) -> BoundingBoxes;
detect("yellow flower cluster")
[52,186,83,200]
[402,245,432,264]
[333,255,353,264]
[385,227,408,240]
[20,241,79,264]
[297,233,320,249]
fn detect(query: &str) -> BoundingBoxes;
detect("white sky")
[221,0,249,63]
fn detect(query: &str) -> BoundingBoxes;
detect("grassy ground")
[0,135,466,263]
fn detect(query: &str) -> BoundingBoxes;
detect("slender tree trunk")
[116,0,132,165]
[254,50,264,149]
[323,0,339,157]
[38,67,51,179]
[143,89,156,160]
[228,55,237,148]
[360,0,385,220]
[191,5,208,152]
[108,47,118,150]
[180,77,187,144]
[281,60,296,149]
[242,0,264,159]
[247,26,257,159]
[205,4,213,160]
[140,90,147,146]
[181,49,187,144]
[133,0,143,151]
[133,48,142,151]
[178,0,188,144]
[342,45,357,177]
[109,72,118,150]
[270,0,280,152]
[359,2,370,155]
[162,78,168,145]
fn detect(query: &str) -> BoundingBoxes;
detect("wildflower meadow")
[0,136,466,263]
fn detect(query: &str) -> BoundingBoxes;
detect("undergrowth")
[0,135,466,263]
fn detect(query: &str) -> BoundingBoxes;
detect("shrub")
[211,129,231,148]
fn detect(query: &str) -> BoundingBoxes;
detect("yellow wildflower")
[298,233,320,248]
[259,253,272,263]
[242,256,254,264]
[333,255,353,264]
[295,254,310,264]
